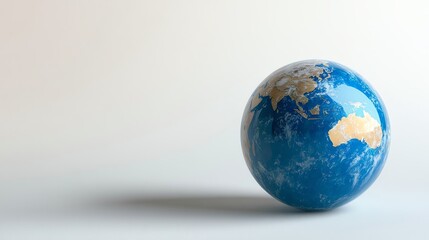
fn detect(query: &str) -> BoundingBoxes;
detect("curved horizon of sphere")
[241,60,390,210]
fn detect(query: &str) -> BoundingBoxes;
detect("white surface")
[1,0,428,239]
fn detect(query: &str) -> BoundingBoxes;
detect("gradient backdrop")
[1,0,428,239]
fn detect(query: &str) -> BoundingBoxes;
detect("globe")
[241,60,390,210]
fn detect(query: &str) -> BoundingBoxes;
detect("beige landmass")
[310,105,320,115]
[328,111,382,149]
[241,61,330,159]
[250,62,329,112]
[294,104,309,119]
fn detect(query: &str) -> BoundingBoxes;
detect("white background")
[1,0,428,239]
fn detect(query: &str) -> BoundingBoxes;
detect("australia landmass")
[328,111,382,149]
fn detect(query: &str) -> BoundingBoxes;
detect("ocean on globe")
[241,60,390,210]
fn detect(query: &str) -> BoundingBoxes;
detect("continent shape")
[328,111,382,149]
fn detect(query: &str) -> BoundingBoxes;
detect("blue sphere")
[241,60,390,210]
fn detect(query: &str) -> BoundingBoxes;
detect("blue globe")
[241,60,390,210]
